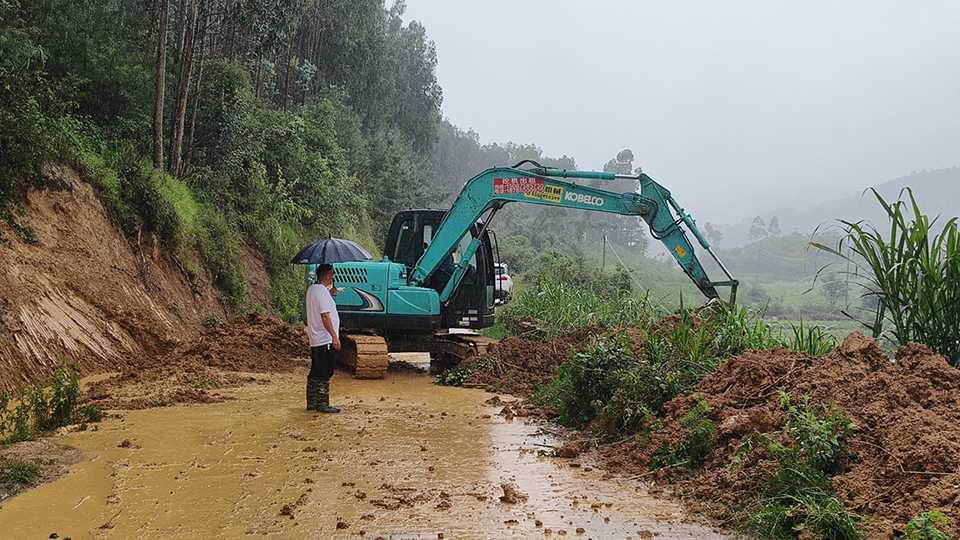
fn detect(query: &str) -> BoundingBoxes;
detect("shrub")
[0,361,84,444]
[534,331,639,429]
[905,511,951,540]
[745,393,860,540]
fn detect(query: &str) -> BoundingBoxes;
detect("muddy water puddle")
[0,367,733,539]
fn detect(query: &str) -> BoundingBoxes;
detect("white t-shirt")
[305,283,340,347]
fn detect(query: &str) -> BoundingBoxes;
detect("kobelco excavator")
[316,162,738,378]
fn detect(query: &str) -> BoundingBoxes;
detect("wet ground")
[0,365,735,540]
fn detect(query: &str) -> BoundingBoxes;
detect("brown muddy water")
[0,364,736,539]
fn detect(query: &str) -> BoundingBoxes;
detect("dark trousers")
[309,344,336,380]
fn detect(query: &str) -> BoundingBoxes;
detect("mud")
[459,326,602,397]
[0,370,733,540]
[81,312,308,410]
[0,165,250,391]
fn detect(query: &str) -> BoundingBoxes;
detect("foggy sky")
[402,1,960,225]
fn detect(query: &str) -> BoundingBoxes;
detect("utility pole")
[602,234,606,269]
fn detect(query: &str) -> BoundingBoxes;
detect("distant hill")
[718,168,960,247]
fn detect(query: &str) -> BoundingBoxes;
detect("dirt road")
[0,367,734,540]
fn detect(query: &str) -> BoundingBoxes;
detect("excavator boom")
[412,165,738,303]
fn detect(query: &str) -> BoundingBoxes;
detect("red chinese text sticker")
[494,177,544,195]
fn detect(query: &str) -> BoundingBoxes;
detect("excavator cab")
[384,210,496,329]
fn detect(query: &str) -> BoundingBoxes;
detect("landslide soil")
[465,327,960,540]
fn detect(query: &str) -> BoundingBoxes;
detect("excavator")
[317,162,738,378]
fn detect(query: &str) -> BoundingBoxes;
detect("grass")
[501,281,656,337]
[0,457,41,491]
[810,188,960,366]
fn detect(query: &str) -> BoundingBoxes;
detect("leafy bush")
[0,361,84,444]
[905,511,951,540]
[535,332,640,429]
[529,248,634,299]
[745,393,860,540]
[590,387,657,444]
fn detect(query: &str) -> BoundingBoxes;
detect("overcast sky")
[402,1,960,225]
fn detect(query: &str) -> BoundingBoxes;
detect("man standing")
[304,263,341,413]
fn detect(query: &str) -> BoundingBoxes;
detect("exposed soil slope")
[0,164,271,391]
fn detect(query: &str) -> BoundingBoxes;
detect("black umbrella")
[291,238,373,265]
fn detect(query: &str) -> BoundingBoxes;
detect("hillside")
[0,165,271,391]
[719,168,960,247]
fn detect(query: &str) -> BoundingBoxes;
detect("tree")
[702,222,723,247]
[603,149,635,175]
[154,0,170,171]
[820,272,846,309]
[768,215,782,237]
[169,0,199,177]
[748,216,768,242]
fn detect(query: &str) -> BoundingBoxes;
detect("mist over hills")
[717,168,960,248]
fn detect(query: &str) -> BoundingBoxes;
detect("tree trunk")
[170,0,198,178]
[153,0,170,172]
[185,15,207,172]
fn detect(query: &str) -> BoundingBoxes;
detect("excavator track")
[336,334,389,379]
[387,331,497,374]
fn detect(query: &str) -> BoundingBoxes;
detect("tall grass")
[502,281,656,336]
[810,188,960,366]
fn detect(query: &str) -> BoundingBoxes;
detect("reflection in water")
[0,369,732,539]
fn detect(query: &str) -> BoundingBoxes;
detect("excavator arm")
[412,164,738,303]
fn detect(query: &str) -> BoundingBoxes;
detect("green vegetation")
[502,281,652,338]
[905,512,951,540]
[652,394,714,470]
[0,0,444,321]
[744,394,860,540]
[0,456,41,491]
[522,292,832,443]
[0,362,98,445]
[811,188,960,366]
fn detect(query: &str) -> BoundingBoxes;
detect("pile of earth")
[457,325,605,396]
[591,332,960,540]
[466,324,960,539]
[82,312,308,410]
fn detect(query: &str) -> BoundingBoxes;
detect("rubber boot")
[306,379,320,411]
[317,380,340,414]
